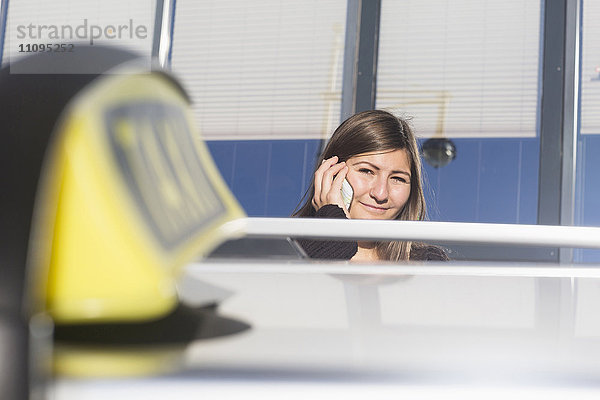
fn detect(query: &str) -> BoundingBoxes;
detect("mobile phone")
[341,178,353,210]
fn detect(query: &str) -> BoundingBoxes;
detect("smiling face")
[345,149,412,220]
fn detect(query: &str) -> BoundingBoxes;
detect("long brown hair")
[293,110,426,261]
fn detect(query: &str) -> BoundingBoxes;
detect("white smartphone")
[341,178,353,210]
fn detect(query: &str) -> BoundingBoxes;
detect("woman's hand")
[312,156,350,217]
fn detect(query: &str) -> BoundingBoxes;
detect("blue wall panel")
[204,135,600,264]
[231,141,271,216]
[478,139,520,223]
[206,141,236,187]
[518,138,540,224]
[420,138,539,224]
[266,141,309,217]
[207,139,323,217]
[299,140,323,211]
[206,137,540,225]
[579,136,600,226]
[423,139,480,222]
[575,135,600,263]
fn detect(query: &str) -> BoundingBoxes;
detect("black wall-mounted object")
[421,138,457,169]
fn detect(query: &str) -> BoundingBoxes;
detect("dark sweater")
[296,204,449,261]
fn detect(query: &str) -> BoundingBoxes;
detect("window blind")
[170,0,346,140]
[581,0,600,135]
[376,0,541,139]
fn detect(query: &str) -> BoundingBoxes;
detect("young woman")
[293,110,448,262]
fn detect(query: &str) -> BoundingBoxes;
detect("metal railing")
[219,217,600,250]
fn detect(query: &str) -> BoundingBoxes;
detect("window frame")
[130,0,583,263]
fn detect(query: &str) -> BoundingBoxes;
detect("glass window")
[376,0,541,139]
[575,0,600,262]
[376,0,542,227]
[170,0,347,140]
[580,0,600,135]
